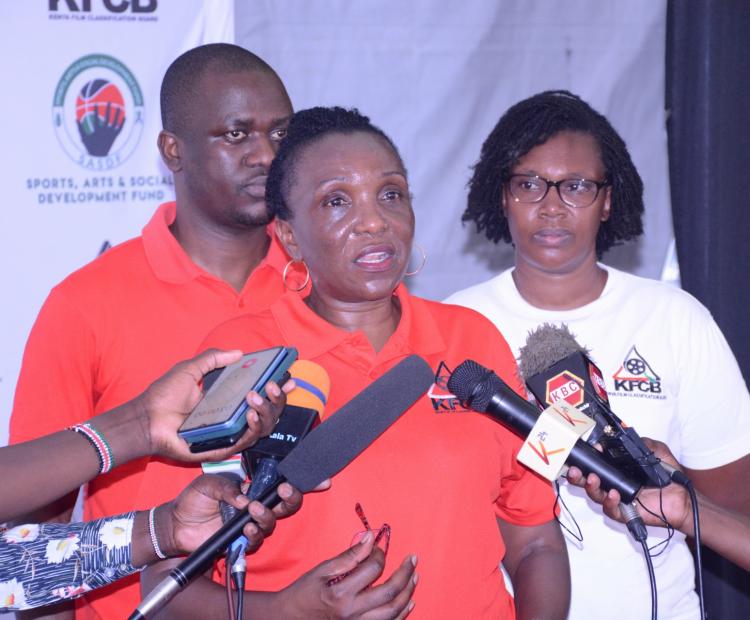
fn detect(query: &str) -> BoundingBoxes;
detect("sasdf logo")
[53,54,144,170]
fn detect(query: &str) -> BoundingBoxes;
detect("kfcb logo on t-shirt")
[612,345,665,400]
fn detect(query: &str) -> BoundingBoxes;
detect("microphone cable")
[666,472,705,620]
[639,537,657,620]
[633,468,705,620]
[232,563,245,620]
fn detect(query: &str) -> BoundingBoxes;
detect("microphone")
[130,354,434,620]
[243,359,330,498]
[519,323,672,489]
[227,361,330,577]
[447,360,642,503]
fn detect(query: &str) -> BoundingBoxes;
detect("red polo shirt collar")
[271,284,446,368]
[142,201,289,285]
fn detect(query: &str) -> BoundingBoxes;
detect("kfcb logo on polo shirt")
[52,54,144,170]
[427,361,471,413]
[612,345,665,399]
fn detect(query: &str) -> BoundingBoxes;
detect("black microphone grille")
[447,359,503,412]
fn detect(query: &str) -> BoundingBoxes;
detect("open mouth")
[354,245,396,270]
[356,251,392,264]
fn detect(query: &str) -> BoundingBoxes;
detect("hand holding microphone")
[132,354,433,619]
[567,438,693,533]
[447,359,643,503]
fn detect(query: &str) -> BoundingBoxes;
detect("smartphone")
[178,346,298,452]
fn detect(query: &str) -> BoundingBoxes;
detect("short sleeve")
[672,298,750,469]
[10,286,98,443]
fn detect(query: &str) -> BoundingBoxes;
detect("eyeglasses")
[507,174,609,208]
[326,503,391,586]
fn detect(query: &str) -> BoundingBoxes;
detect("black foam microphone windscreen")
[278,354,435,491]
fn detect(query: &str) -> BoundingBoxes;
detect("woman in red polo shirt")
[141,107,569,619]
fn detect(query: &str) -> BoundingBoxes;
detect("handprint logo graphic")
[53,54,144,170]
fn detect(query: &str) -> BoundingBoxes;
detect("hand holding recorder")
[2,348,294,523]
[147,347,297,460]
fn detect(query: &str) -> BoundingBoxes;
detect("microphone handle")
[566,441,642,504]
[226,456,283,566]
[248,457,282,500]
[129,481,284,620]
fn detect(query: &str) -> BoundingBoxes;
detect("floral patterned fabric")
[0,512,137,611]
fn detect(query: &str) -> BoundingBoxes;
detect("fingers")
[192,473,244,504]
[274,482,304,519]
[246,380,289,436]
[322,531,377,584]
[566,466,585,487]
[190,348,243,381]
[600,489,625,521]
[312,478,332,492]
[326,540,388,594]
[574,471,625,520]
[281,377,297,394]
[357,554,418,620]
[242,501,278,553]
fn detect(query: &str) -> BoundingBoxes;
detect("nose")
[353,195,389,235]
[537,183,568,217]
[243,134,276,169]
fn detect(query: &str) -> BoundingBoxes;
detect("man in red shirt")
[9,43,294,620]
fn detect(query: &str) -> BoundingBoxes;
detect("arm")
[1,476,303,612]
[140,534,417,620]
[684,454,750,517]
[497,518,570,620]
[2,349,291,522]
[572,439,750,573]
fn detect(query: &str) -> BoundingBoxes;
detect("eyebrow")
[316,170,407,189]
[512,170,594,179]
[221,114,292,128]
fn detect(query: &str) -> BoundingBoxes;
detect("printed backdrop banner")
[0,1,233,445]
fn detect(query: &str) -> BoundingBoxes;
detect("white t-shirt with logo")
[445,264,750,620]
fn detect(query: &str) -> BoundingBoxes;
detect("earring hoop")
[282,259,310,292]
[405,242,426,277]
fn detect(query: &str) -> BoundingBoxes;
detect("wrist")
[86,397,153,465]
[131,510,155,567]
[154,501,180,558]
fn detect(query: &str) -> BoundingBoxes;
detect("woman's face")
[503,130,611,275]
[277,131,414,304]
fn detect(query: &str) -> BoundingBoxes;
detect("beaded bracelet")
[148,506,168,560]
[67,422,114,475]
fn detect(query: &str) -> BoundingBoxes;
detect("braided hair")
[266,106,405,221]
[463,90,644,256]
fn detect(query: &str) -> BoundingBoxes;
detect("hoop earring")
[405,242,426,277]
[282,259,310,292]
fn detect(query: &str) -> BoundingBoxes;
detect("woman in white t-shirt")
[446,90,750,620]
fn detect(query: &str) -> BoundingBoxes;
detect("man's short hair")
[160,43,276,135]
